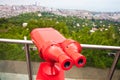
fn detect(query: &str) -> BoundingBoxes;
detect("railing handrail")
[0,38,120,50]
[0,38,33,44]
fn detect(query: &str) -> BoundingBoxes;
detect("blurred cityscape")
[0,5,120,22]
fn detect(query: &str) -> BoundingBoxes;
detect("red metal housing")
[30,28,86,80]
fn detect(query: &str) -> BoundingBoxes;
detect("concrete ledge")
[0,60,120,80]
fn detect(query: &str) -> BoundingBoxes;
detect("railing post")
[24,37,33,80]
[107,51,120,80]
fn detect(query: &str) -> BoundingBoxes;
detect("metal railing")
[0,38,120,80]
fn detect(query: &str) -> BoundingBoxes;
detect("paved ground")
[0,60,120,80]
[0,72,92,80]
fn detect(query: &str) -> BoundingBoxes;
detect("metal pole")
[25,43,33,80]
[107,51,120,80]
[24,36,33,80]
[81,44,120,50]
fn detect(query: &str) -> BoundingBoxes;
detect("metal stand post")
[107,51,120,80]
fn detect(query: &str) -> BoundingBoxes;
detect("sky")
[0,0,120,12]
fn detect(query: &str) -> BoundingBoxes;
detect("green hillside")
[0,12,120,69]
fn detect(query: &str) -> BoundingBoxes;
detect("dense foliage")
[0,12,120,69]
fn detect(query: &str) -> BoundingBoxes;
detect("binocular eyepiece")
[61,39,86,68]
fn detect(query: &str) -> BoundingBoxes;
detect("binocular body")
[31,28,86,80]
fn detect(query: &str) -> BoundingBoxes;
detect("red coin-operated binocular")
[30,28,86,80]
